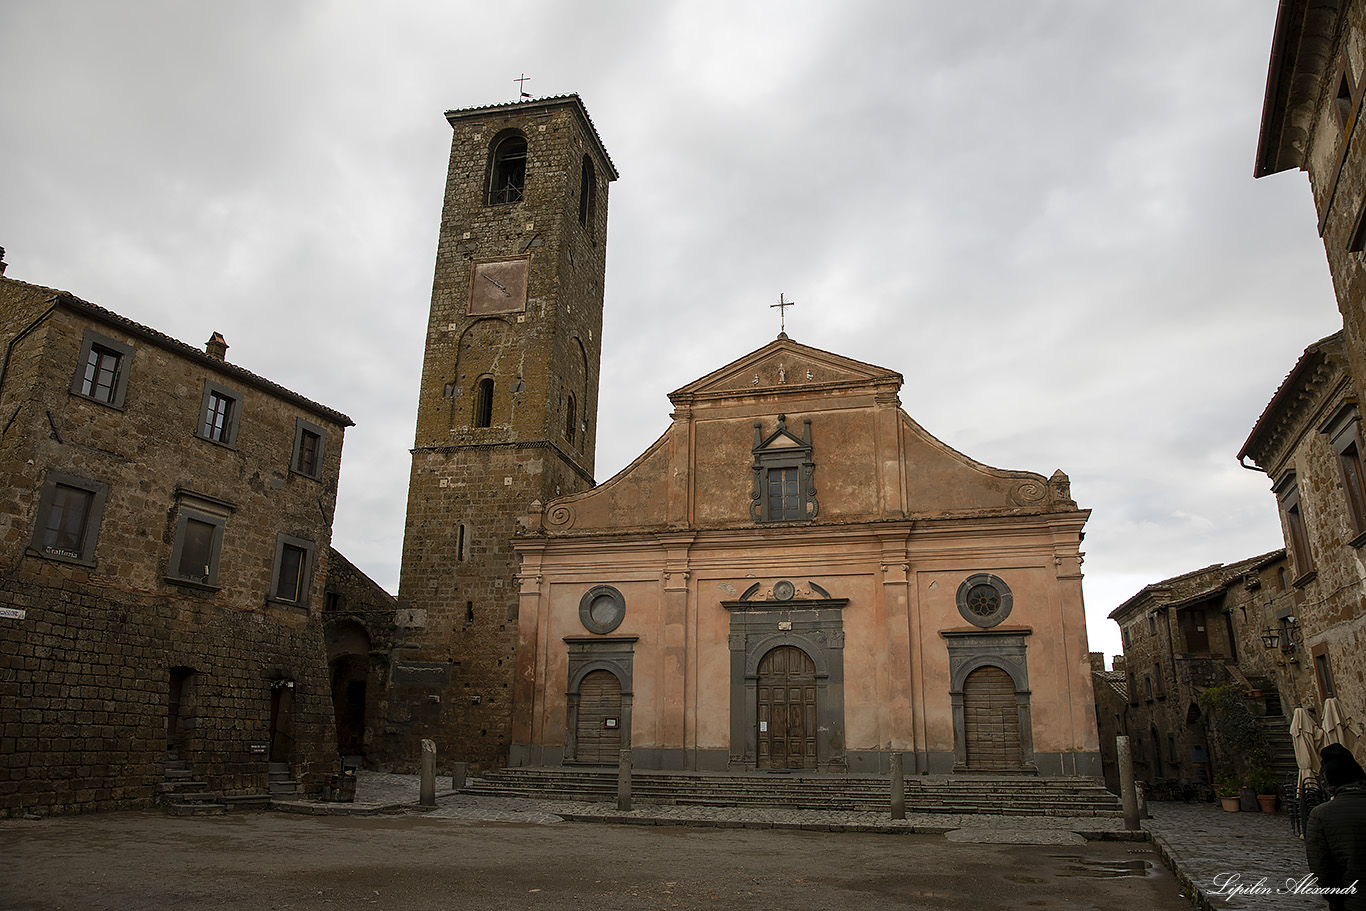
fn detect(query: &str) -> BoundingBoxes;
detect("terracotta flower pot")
[1258,795,1278,813]
[1220,796,1240,812]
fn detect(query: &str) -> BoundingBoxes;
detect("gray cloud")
[0,0,1340,663]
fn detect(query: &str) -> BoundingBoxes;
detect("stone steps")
[268,761,298,798]
[160,757,226,816]
[466,769,1122,817]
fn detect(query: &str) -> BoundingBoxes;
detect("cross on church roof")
[771,293,794,338]
[515,74,531,100]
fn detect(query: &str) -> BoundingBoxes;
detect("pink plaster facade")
[513,337,1100,776]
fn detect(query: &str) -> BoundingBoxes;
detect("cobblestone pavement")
[1144,802,1325,911]
[286,773,1339,908]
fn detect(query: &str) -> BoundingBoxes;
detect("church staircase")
[464,768,1122,817]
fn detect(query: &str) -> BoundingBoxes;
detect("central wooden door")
[963,665,1022,770]
[575,670,622,764]
[757,646,817,769]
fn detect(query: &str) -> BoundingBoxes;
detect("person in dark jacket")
[1306,743,1366,910]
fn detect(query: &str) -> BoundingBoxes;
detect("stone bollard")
[618,748,632,812]
[420,739,436,807]
[1136,780,1149,819]
[451,761,467,791]
[1117,735,1140,831]
[891,752,906,820]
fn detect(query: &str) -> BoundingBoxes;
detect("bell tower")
[387,95,617,770]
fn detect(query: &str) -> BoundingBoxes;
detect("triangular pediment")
[669,336,903,405]
[762,432,803,449]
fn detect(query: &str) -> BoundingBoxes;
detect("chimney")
[1112,656,1126,674]
[1088,651,1106,674]
[205,332,228,361]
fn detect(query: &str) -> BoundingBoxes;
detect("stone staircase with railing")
[462,768,1122,817]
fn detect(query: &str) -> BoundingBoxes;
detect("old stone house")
[1239,332,1366,727]
[0,273,351,816]
[1102,551,1297,792]
[1254,4,1366,758]
[512,336,1100,776]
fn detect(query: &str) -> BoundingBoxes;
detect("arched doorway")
[325,619,372,761]
[756,646,817,770]
[962,665,1023,770]
[574,670,623,764]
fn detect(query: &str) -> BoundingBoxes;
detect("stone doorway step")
[158,755,225,817]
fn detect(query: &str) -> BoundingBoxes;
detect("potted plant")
[1248,767,1279,813]
[1216,776,1241,812]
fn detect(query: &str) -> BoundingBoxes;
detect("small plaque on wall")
[250,744,268,755]
[604,717,618,729]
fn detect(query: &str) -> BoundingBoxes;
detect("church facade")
[388,93,1100,777]
[511,337,1100,776]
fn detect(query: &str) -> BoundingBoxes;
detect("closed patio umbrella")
[1291,706,1322,786]
[1290,707,1325,838]
[1321,697,1358,752]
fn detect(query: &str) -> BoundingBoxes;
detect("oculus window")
[955,573,1014,628]
[578,584,626,635]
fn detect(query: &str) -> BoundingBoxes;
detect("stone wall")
[0,575,334,817]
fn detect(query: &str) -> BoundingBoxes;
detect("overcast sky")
[0,1,1343,662]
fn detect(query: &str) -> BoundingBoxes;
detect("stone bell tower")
[385,95,617,770]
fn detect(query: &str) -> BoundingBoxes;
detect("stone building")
[1239,332,1366,720]
[0,273,351,816]
[322,548,398,765]
[512,336,1100,776]
[383,95,617,771]
[1258,0,1366,415]
[1254,4,1366,751]
[1103,551,1296,791]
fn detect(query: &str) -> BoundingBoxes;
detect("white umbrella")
[1291,706,1322,787]
[1321,697,1358,752]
